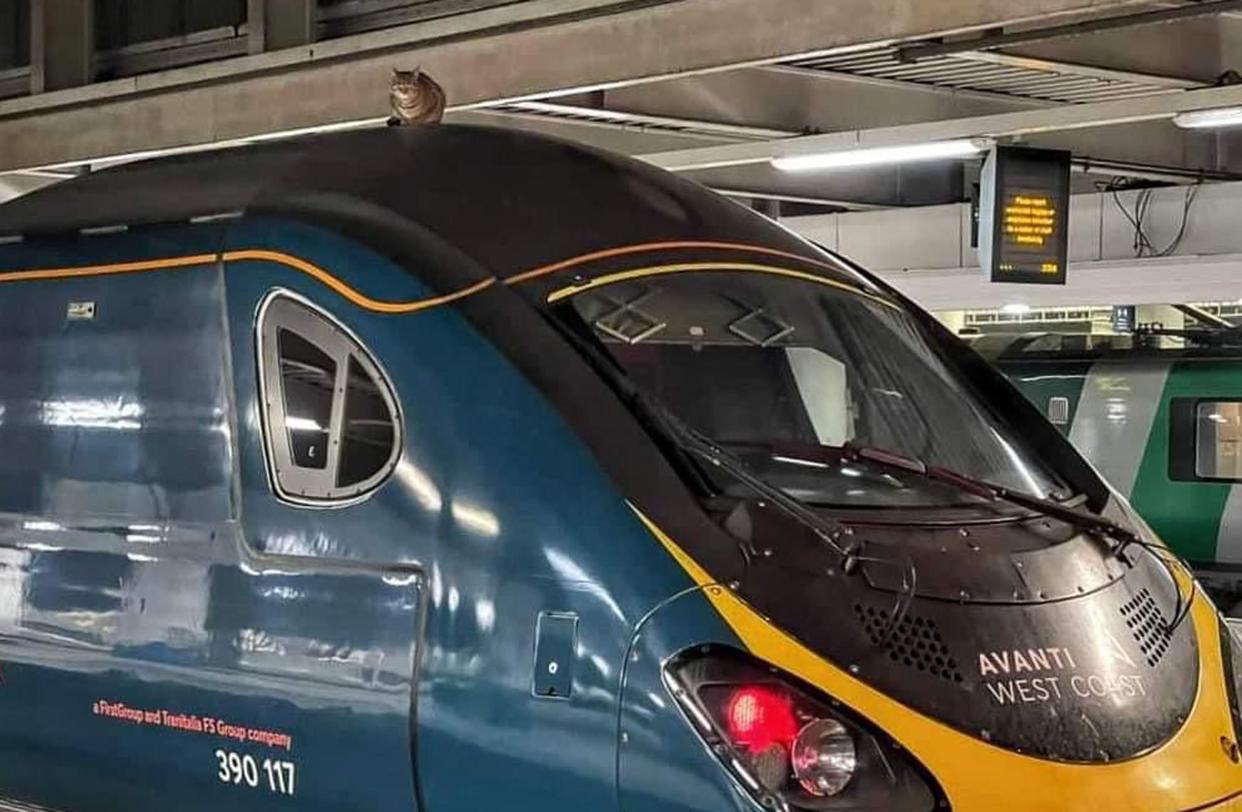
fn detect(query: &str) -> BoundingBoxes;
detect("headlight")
[665,646,946,811]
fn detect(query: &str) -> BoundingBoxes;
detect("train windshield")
[558,269,1066,509]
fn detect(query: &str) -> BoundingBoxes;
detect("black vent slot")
[853,603,962,683]
[1120,587,1172,667]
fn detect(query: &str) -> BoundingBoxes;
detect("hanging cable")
[1104,180,1202,258]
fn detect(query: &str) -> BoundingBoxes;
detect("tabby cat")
[389,68,447,126]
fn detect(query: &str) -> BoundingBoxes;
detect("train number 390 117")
[214,749,296,796]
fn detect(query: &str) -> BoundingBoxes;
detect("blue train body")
[0,126,1238,812]
[0,212,745,811]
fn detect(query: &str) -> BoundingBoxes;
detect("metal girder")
[494,100,798,140]
[775,44,1197,105]
[711,188,888,211]
[640,82,1242,172]
[756,64,1055,108]
[450,106,737,152]
[954,51,1201,90]
[0,0,1153,172]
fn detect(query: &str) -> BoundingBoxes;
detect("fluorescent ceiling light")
[1000,303,1032,315]
[772,138,990,172]
[1173,106,1242,129]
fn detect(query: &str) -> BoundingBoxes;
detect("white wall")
[783,181,1242,308]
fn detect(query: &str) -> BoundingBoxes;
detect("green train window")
[1170,398,1242,482]
[1195,402,1242,480]
[257,290,403,506]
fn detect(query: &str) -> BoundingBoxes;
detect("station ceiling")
[1,0,1241,288]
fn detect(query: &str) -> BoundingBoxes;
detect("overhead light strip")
[771,138,991,172]
[1173,106,1242,129]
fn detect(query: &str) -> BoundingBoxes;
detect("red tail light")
[725,686,798,753]
[666,646,944,811]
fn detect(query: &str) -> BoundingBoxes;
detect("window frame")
[255,289,404,507]
[1046,396,1070,426]
[1169,396,1242,483]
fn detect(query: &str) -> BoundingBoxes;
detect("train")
[0,125,1238,812]
[979,332,1242,615]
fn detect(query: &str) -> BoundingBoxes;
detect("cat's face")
[391,68,421,91]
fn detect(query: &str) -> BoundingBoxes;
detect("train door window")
[1170,398,1242,482]
[258,291,402,505]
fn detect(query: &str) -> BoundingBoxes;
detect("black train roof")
[0,125,847,284]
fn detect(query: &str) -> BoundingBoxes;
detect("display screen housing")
[979,145,1072,285]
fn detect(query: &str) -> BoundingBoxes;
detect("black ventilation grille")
[1120,587,1172,667]
[854,603,963,683]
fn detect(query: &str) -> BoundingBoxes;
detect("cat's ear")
[412,65,422,79]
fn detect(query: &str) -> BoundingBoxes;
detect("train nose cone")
[731,503,1199,762]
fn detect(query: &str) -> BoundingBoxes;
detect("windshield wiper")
[633,390,850,557]
[633,394,920,643]
[855,445,1143,548]
[748,438,1141,546]
[542,312,918,644]
[542,310,848,554]
[762,439,1197,630]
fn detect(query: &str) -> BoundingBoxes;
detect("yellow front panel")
[640,512,1242,812]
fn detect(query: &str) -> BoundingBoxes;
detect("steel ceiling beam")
[476,99,1230,187]
[496,100,798,140]
[640,82,1242,172]
[757,64,1055,108]
[954,51,1201,90]
[1071,157,1240,183]
[709,188,888,211]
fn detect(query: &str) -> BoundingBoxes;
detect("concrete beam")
[29,0,92,93]
[0,0,1152,172]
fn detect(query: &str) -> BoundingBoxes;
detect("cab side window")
[338,356,397,487]
[258,291,402,504]
[278,329,337,469]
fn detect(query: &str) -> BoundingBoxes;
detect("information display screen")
[978,146,1071,285]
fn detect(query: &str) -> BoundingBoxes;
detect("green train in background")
[975,331,1242,614]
